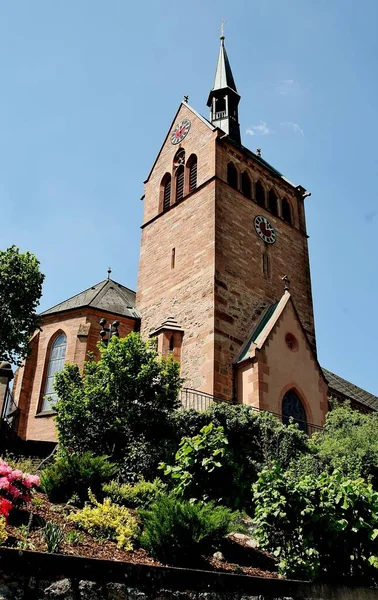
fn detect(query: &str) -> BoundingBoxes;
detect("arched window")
[162,174,171,211]
[282,390,307,433]
[169,335,174,352]
[187,154,198,193]
[241,172,252,199]
[255,181,265,207]
[227,162,238,190]
[41,333,67,412]
[268,189,278,216]
[175,165,185,202]
[282,197,292,225]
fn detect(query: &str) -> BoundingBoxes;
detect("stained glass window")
[282,390,307,433]
[41,333,67,412]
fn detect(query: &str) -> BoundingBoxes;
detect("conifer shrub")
[102,478,166,509]
[40,451,116,504]
[69,491,139,550]
[139,493,235,565]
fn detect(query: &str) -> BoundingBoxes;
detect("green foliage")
[102,478,166,509]
[43,522,64,554]
[69,491,139,550]
[1,454,36,474]
[252,464,378,584]
[65,530,85,546]
[40,451,117,504]
[161,422,237,504]
[167,406,308,508]
[308,406,378,487]
[0,516,7,546]
[55,333,183,480]
[0,245,44,365]
[139,493,235,565]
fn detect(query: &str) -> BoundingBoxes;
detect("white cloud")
[246,122,273,136]
[280,121,304,137]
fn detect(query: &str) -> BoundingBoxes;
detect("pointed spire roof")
[41,278,140,319]
[211,36,238,94]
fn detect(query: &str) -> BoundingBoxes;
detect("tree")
[0,246,44,365]
[54,333,183,481]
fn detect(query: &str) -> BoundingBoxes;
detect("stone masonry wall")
[213,140,316,398]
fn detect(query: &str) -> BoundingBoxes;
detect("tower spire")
[207,26,241,144]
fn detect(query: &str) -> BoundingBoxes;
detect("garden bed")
[3,492,278,579]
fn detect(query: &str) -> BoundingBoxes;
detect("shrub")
[0,459,40,517]
[69,491,138,550]
[0,516,8,545]
[40,451,116,504]
[1,455,36,474]
[139,493,235,565]
[252,464,378,584]
[43,522,64,554]
[102,478,166,509]
[54,334,183,482]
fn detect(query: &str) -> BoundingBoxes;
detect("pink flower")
[0,464,12,477]
[8,485,21,499]
[8,469,23,482]
[0,477,10,491]
[29,475,40,487]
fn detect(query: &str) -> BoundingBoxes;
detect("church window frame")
[161,173,172,212]
[281,197,293,225]
[227,162,238,190]
[169,335,175,352]
[186,154,198,193]
[174,148,186,203]
[241,171,252,199]
[268,188,279,216]
[255,180,266,208]
[282,389,307,433]
[285,332,299,352]
[39,331,67,414]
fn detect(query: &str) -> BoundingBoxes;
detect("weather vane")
[220,19,226,40]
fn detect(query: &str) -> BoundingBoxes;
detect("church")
[9,33,378,449]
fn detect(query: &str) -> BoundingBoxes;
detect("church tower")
[136,34,327,426]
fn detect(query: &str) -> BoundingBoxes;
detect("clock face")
[254,215,276,244]
[171,119,191,145]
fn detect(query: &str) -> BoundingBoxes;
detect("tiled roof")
[237,302,279,363]
[322,368,378,412]
[41,279,140,320]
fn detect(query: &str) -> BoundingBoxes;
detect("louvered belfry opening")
[189,159,197,192]
[163,176,171,211]
[176,165,185,202]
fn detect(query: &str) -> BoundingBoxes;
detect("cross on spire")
[282,275,290,291]
[107,267,112,280]
[220,19,226,40]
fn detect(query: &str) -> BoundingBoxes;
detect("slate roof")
[211,38,238,93]
[41,279,140,320]
[322,368,378,412]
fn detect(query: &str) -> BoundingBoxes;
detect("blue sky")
[2,1,378,395]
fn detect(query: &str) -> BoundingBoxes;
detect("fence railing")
[179,387,323,436]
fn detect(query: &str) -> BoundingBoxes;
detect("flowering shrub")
[68,490,139,550]
[0,459,40,517]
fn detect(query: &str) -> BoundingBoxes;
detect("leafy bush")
[1,454,36,474]
[40,451,116,504]
[139,493,235,565]
[69,491,138,550]
[43,522,64,553]
[252,464,378,584]
[55,334,183,480]
[309,406,378,487]
[103,478,166,509]
[0,516,8,545]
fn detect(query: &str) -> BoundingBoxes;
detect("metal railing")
[179,387,323,436]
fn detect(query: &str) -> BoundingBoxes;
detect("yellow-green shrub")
[68,491,138,550]
[0,516,8,545]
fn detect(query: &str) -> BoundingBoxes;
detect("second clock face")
[171,119,191,145]
[254,215,276,244]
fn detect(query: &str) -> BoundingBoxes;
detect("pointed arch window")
[187,154,198,193]
[268,189,278,216]
[175,165,185,202]
[41,333,67,412]
[241,172,252,199]
[227,162,238,190]
[255,181,265,207]
[162,174,171,212]
[282,390,307,433]
[282,197,292,225]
